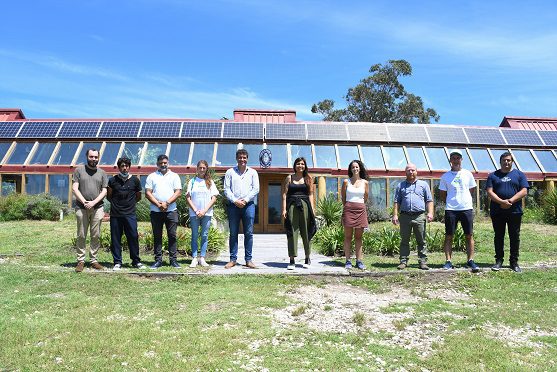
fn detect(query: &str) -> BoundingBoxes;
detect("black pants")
[491,213,522,263]
[110,215,141,265]
[150,211,179,262]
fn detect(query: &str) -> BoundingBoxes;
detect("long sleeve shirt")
[224,166,260,204]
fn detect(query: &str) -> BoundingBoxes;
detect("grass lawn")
[1,217,557,370]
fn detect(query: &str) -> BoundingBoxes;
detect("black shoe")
[491,259,503,272]
[170,260,181,268]
[150,261,163,269]
[510,263,522,273]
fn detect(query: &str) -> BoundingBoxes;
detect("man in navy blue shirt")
[486,152,529,272]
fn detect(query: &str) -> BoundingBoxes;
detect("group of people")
[72,147,528,273]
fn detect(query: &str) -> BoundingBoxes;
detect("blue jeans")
[228,202,255,262]
[110,215,141,265]
[190,215,211,258]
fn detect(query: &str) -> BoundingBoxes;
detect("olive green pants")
[287,201,311,258]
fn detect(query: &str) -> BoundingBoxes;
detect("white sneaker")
[287,263,295,270]
[198,257,210,267]
[133,262,145,269]
[190,257,198,268]
[113,264,122,271]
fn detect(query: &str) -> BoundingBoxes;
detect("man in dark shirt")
[107,157,143,270]
[486,152,529,272]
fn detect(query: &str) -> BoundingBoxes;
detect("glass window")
[140,175,148,189]
[314,145,337,168]
[426,147,448,170]
[1,174,22,196]
[52,142,79,165]
[360,146,385,170]
[405,147,428,171]
[383,147,407,170]
[468,148,496,171]
[121,143,145,165]
[49,174,70,204]
[168,143,191,166]
[267,183,282,224]
[326,177,339,198]
[0,142,12,163]
[215,143,238,167]
[369,178,387,208]
[241,144,263,167]
[99,143,121,165]
[337,146,360,168]
[25,174,46,194]
[76,142,102,164]
[28,143,56,165]
[6,142,34,164]
[142,143,168,166]
[388,177,406,207]
[290,145,313,167]
[451,148,475,171]
[512,149,541,172]
[265,144,288,167]
[489,149,509,167]
[534,150,557,172]
[192,143,214,166]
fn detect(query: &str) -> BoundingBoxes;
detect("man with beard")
[72,148,108,272]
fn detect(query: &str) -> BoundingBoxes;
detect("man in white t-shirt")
[439,149,479,272]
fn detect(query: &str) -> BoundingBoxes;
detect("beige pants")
[75,207,104,263]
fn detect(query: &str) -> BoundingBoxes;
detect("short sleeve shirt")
[394,179,433,212]
[108,175,142,216]
[73,165,108,209]
[145,170,182,212]
[186,177,219,217]
[439,169,476,211]
[486,169,529,215]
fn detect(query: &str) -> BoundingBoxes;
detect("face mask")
[159,165,168,172]
[119,171,129,178]
[87,160,98,168]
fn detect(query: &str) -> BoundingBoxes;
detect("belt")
[400,211,424,215]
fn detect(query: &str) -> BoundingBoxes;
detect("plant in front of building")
[541,188,557,224]
[366,202,390,222]
[0,193,28,221]
[25,194,66,221]
[316,193,343,226]
[313,224,345,256]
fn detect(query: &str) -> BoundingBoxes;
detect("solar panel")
[538,131,557,147]
[464,128,506,145]
[388,125,429,143]
[18,121,62,138]
[265,123,306,140]
[181,122,222,138]
[306,123,348,141]
[58,121,101,138]
[98,121,141,138]
[346,124,389,142]
[502,129,543,146]
[426,126,468,144]
[223,122,263,139]
[0,121,23,138]
[139,121,181,138]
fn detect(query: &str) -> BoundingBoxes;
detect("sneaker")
[510,263,522,273]
[287,263,295,270]
[345,260,353,269]
[419,261,430,270]
[190,257,198,268]
[491,259,503,272]
[442,261,454,270]
[75,261,85,273]
[397,262,407,270]
[467,260,480,273]
[113,263,122,271]
[150,261,163,269]
[303,257,311,269]
[90,262,105,270]
[133,262,145,269]
[355,260,366,270]
[198,257,210,267]
[170,260,181,268]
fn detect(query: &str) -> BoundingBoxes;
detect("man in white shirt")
[439,149,479,272]
[145,154,182,269]
[224,149,260,269]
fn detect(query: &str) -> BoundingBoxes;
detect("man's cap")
[449,149,463,157]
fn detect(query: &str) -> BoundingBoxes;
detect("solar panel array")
[223,122,263,139]
[18,121,62,138]
[427,126,467,144]
[0,121,23,138]
[502,129,543,146]
[266,123,306,140]
[538,131,557,146]
[99,122,141,138]
[139,121,181,138]
[306,123,348,141]
[347,124,389,142]
[58,121,101,138]
[182,122,222,139]
[388,125,429,143]
[464,128,505,145]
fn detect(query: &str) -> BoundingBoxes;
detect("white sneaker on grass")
[198,257,210,267]
[190,257,198,268]
[113,264,122,271]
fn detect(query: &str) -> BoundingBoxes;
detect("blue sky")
[1,0,557,126]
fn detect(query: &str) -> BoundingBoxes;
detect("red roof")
[500,116,557,130]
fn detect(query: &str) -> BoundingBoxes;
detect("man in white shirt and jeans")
[439,149,479,272]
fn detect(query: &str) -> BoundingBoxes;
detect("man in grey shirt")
[392,163,434,270]
[72,148,108,272]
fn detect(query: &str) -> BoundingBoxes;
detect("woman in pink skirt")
[341,160,369,270]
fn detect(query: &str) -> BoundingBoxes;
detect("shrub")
[522,206,545,224]
[369,227,400,256]
[541,188,557,224]
[135,197,152,222]
[424,227,445,252]
[313,224,345,256]
[25,193,65,221]
[366,203,390,222]
[433,203,445,222]
[316,193,343,226]
[0,193,28,221]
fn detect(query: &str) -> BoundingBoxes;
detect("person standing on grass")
[439,149,479,272]
[486,152,529,273]
[107,157,144,271]
[72,148,108,272]
[145,154,182,269]
[281,157,317,270]
[392,163,434,270]
[186,160,219,268]
[224,149,259,269]
[341,160,369,270]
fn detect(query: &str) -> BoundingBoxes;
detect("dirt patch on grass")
[483,322,557,350]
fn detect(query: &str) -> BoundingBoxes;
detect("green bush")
[366,202,390,222]
[316,193,343,226]
[313,224,345,256]
[0,193,28,221]
[433,203,445,222]
[135,197,152,222]
[522,206,545,224]
[364,227,400,256]
[25,194,65,221]
[541,188,557,224]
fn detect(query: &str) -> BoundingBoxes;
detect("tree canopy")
[311,60,440,124]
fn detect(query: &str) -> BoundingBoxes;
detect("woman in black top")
[281,157,317,270]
